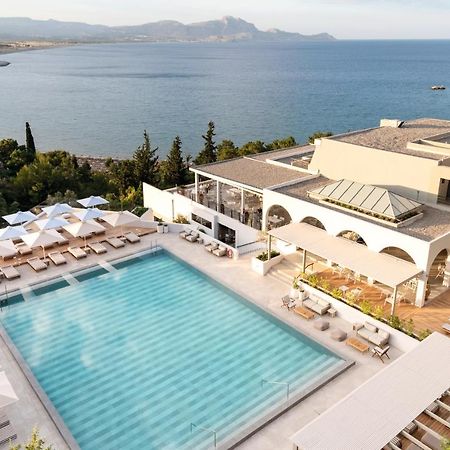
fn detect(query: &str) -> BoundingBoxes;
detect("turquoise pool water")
[1,251,344,449]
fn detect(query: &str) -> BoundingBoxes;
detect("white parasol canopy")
[73,208,104,222]
[3,211,37,225]
[21,229,66,259]
[64,220,105,249]
[35,217,69,231]
[0,240,17,259]
[0,371,19,408]
[42,203,73,217]
[0,225,27,241]
[77,195,109,208]
[102,211,139,236]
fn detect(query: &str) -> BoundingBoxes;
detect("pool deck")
[0,232,404,449]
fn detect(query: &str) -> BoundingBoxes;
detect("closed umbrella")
[3,211,37,225]
[0,371,18,408]
[0,225,27,241]
[102,211,139,236]
[77,196,109,208]
[73,208,104,222]
[21,230,65,259]
[64,220,105,250]
[0,240,17,260]
[35,217,69,231]
[42,203,73,218]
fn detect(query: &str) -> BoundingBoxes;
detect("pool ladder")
[149,239,159,255]
[190,422,217,448]
[261,379,291,402]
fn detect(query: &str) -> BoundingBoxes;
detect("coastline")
[0,41,74,55]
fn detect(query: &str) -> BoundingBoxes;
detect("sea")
[1,40,449,158]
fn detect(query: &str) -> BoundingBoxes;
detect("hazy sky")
[2,0,450,39]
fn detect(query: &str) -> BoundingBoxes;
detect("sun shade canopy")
[0,371,19,409]
[0,225,27,241]
[3,210,37,225]
[77,195,109,208]
[268,222,422,287]
[291,333,450,450]
[42,203,73,217]
[308,179,422,221]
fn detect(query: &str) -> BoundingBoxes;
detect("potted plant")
[290,275,300,299]
[163,223,169,233]
[156,221,164,233]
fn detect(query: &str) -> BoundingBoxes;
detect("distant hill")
[0,16,335,43]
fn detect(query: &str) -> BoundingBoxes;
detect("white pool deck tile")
[0,233,402,449]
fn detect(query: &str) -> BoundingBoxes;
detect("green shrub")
[10,428,52,450]
[319,279,330,292]
[373,305,384,321]
[307,274,319,288]
[345,292,356,305]
[418,328,432,341]
[404,318,415,337]
[173,214,189,224]
[360,299,372,315]
[331,288,343,299]
[388,315,402,330]
[256,250,280,262]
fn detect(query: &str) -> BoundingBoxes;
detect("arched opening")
[300,216,326,230]
[380,247,415,264]
[428,249,448,299]
[337,230,367,246]
[266,205,292,230]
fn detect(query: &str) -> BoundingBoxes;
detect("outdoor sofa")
[355,322,390,347]
[303,295,331,315]
[213,245,227,257]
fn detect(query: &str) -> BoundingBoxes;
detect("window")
[191,213,212,229]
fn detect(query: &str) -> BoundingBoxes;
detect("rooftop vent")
[380,119,405,128]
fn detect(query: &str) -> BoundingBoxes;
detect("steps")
[267,256,302,286]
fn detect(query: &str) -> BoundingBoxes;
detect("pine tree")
[194,121,217,165]
[133,130,159,186]
[163,136,188,188]
[25,122,36,155]
[217,139,238,161]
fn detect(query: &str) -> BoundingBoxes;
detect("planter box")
[163,225,169,233]
[156,225,164,234]
[251,254,284,276]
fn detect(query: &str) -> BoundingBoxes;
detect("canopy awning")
[291,332,450,450]
[268,222,422,287]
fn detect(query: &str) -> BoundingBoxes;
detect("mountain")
[0,16,335,42]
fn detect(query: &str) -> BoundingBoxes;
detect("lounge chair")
[68,246,87,259]
[204,242,219,253]
[441,323,450,334]
[213,245,227,257]
[124,232,140,243]
[1,249,17,260]
[48,251,67,266]
[88,242,107,254]
[421,432,442,450]
[371,345,390,363]
[179,229,191,239]
[185,232,199,243]
[0,423,16,446]
[281,295,296,310]
[1,266,20,280]
[107,237,125,248]
[15,243,32,255]
[27,257,47,272]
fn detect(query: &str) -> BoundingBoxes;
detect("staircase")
[267,254,303,287]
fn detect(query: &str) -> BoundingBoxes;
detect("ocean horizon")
[1,39,449,158]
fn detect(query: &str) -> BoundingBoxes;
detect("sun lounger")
[0,413,9,429]
[48,251,67,266]
[0,423,16,446]
[179,230,191,239]
[27,257,47,272]
[1,266,20,280]
[213,245,227,257]
[16,243,32,255]
[1,250,17,260]
[107,237,125,248]
[204,242,219,253]
[124,232,140,243]
[89,242,107,254]
[185,232,199,243]
[68,246,87,259]
[421,432,441,450]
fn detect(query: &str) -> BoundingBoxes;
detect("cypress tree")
[25,122,36,155]
[194,121,217,165]
[133,130,159,186]
[163,136,187,187]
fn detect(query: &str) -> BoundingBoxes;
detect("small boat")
[431,85,446,90]
[0,61,10,67]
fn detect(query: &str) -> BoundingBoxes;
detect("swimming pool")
[1,250,347,449]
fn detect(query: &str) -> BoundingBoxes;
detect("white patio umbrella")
[3,210,37,225]
[102,211,139,236]
[0,239,17,260]
[42,203,73,218]
[0,371,18,408]
[21,229,66,259]
[73,208,104,222]
[0,225,27,241]
[63,220,105,250]
[77,195,109,208]
[35,217,69,231]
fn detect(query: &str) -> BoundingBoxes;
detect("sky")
[1,0,450,39]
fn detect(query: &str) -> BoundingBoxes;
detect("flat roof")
[331,118,450,160]
[192,157,310,190]
[268,222,422,287]
[275,177,450,241]
[291,332,450,450]
[249,145,315,163]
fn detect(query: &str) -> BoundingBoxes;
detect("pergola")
[268,222,422,313]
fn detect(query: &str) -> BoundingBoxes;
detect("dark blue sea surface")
[0,40,449,157]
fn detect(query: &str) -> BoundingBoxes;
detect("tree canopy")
[195,121,217,165]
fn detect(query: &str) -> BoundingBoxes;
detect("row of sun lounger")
[0,413,16,446]
[0,232,141,279]
[179,229,230,257]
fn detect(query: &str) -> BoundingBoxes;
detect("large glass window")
[191,213,212,229]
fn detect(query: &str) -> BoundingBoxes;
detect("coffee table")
[293,306,315,320]
[345,337,369,353]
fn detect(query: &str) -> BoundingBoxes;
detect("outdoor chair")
[107,237,125,248]
[213,246,227,257]
[204,242,219,253]
[68,246,87,259]
[179,229,191,239]
[371,345,390,363]
[48,251,67,266]
[281,295,296,310]
[1,265,20,280]
[124,232,140,243]
[88,242,107,254]
[185,232,199,243]
[27,257,48,272]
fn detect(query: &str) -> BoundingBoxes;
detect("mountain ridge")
[0,16,335,42]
